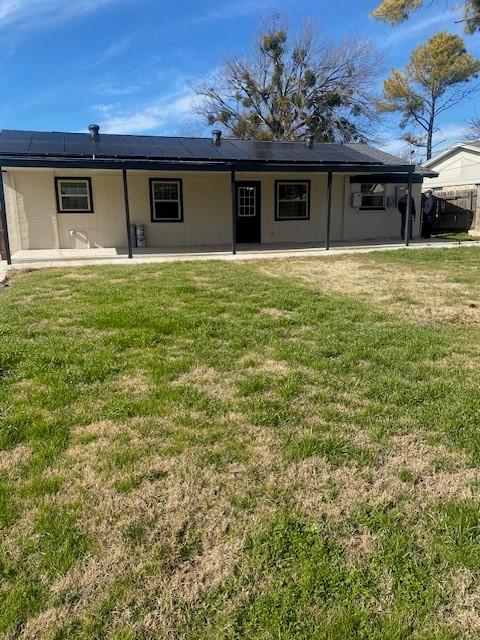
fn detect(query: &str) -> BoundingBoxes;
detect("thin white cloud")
[380,8,461,47]
[381,138,404,156]
[191,0,299,25]
[96,90,200,135]
[87,35,135,68]
[192,0,268,24]
[0,0,119,31]
[381,122,468,161]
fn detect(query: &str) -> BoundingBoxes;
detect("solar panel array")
[0,129,384,165]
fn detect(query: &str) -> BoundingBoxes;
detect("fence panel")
[431,190,476,232]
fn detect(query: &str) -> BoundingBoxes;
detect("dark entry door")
[235,181,261,243]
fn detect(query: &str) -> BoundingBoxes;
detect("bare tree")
[466,115,480,139]
[194,16,382,143]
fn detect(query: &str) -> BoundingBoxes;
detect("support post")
[231,170,237,255]
[122,169,133,259]
[405,169,413,247]
[0,168,12,265]
[325,171,333,251]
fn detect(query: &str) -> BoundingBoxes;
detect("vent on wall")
[351,192,362,208]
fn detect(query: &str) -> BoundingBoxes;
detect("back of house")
[0,127,436,264]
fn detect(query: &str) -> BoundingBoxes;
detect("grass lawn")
[2,247,480,639]
[432,231,480,242]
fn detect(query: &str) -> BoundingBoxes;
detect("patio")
[4,237,478,271]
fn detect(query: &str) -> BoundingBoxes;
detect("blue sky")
[0,0,479,159]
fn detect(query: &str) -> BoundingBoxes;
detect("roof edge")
[424,142,480,167]
[0,155,423,174]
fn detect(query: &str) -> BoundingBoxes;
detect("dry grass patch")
[258,253,480,324]
[0,444,30,473]
[173,365,237,402]
[289,433,478,522]
[440,569,480,637]
[112,370,152,395]
[12,417,283,638]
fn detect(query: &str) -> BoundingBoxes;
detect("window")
[55,178,93,213]
[359,183,386,209]
[150,179,183,222]
[275,181,310,220]
[238,186,256,217]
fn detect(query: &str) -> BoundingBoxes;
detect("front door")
[235,181,261,243]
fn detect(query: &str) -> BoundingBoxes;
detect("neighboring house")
[423,142,480,232]
[0,127,435,264]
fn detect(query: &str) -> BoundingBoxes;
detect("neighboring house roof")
[0,128,430,177]
[424,142,480,168]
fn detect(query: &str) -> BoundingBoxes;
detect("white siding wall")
[127,171,231,247]
[423,149,480,189]
[4,172,23,253]
[56,173,126,249]
[343,181,422,240]
[10,170,59,249]
[4,169,127,250]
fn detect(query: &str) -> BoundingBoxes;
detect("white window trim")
[150,179,183,223]
[275,181,310,221]
[55,178,93,213]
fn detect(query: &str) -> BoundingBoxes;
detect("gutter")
[0,155,420,175]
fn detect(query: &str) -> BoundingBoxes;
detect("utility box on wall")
[134,224,146,248]
[351,192,362,208]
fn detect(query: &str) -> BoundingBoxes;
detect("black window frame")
[358,183,386,211]
[55,177,94,213]
[274,180,311,221]
[149,178,184,223]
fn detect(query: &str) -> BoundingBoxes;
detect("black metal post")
[325,171,333,251]
[405,169,413,247]
[231,170,237,255]
[122,169,133,259]
[0,168,12,265]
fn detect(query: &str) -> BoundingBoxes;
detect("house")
[422,142,480,233]
[0,127,436,265]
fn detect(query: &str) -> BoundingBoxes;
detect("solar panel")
[151,138,199,159]
[0,129,33,140]
[0,140,33,154]
[29,132,64,155]
[123,136,159,157]
[0,129,390,166]
[95,142,131,156]
[0,130,33,154]
[64,143,94,156]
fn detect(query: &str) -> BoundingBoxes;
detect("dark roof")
[345,143,437,177]
[0,129,428,175]
[0,129,379,163]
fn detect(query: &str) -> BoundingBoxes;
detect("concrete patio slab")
[3,238,480,272]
